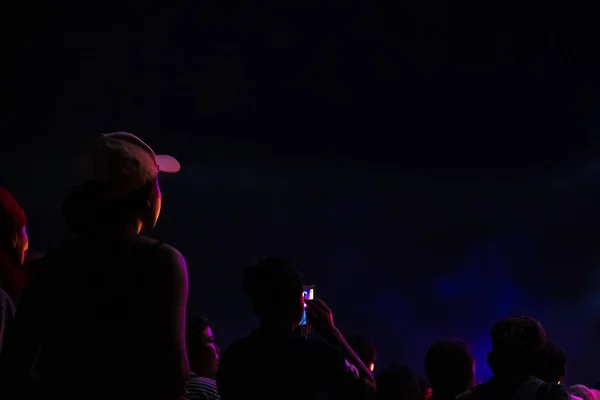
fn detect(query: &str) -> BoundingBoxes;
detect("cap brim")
[156,154,181,173]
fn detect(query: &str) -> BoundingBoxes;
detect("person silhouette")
[0,133,190,400]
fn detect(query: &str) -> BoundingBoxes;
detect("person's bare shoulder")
[134,236,186,274]
[152,242,188,285]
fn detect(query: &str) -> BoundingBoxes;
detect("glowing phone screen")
[299,286,315,326]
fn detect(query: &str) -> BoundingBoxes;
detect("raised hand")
[306,298,335,335]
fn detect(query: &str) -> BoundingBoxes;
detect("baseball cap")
[73,132,180,200]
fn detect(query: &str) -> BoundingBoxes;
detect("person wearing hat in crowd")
[0,133,190,400]
[457,316,570,400]
[0,187,28,352]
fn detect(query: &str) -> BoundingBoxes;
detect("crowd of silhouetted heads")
[0,133,597,400]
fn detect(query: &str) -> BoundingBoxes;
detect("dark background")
[2,2,599,385]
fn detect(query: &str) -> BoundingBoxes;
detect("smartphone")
[299,285,315,326]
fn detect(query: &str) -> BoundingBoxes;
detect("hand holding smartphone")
[299,285,315,326]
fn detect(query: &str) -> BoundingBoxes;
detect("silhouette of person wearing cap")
[457,316,570,400]
[0,133,190,400]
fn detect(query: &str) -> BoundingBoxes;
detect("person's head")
[376,364,423,400]
[0,187,28,298]
[487,316,546,379]
[62,132,180,236]
[531,340,566,383]
[186,316,219,379]
[0,187,28,265]
[425,339,475,397]
[243,257,304,331]
[345,334,377,372]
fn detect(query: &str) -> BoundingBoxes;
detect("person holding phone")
[216,257,375,400]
